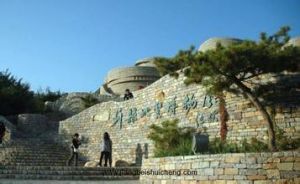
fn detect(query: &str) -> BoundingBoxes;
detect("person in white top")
[99,132,112,167]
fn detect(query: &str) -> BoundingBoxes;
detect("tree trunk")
[231,77,277,151]
[219,95,228,142]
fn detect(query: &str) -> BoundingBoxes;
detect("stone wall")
[0,115,16,143]
[16,114,58,138]
[59,72,300,165]
[140,151,300,184]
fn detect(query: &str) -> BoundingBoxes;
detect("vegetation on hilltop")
[0,70,63,115]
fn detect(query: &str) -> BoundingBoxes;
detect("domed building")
[284,37,300,70]
[198,37,243,52]
[99,58,161,95]
[135,57,157,67]
[285,37,300,47]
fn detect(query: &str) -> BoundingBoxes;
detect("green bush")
[208,127,300,154]
[148,119,300,157]
[148,119,195,157]
[275,126,300,150]
[209,138,268,154]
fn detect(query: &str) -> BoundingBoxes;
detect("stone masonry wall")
[59,73,300,165]
[140,151,300,184]
[0,115,16,143]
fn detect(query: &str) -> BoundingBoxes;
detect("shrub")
[275,126,300,150]
[148,119,195,157]
[208,138,268,154]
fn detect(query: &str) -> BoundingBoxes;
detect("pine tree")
[154,27,300,151]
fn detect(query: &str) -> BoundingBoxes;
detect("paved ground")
[0,180,140,184]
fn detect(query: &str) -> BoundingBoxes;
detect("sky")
[0,0,299,93]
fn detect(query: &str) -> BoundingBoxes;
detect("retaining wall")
[140,151,300,184]
[59,72,300,165]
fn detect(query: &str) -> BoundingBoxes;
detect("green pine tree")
[154,27,300,151]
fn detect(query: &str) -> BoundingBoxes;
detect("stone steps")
[0,138,84,166]
[0,166,140,180]
[0,139,141,181]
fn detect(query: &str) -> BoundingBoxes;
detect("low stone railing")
[140,151,300,183]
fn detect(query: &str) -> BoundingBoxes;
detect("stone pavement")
[0,180,139,184]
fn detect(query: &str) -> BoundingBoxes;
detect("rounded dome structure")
[198,37,243,52]
[135,57,157,67]
[101,66,160,95]
[285,37,300,47]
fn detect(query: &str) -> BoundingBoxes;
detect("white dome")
[198,37,242,52]
[135,57,156,67]
[285,37,300,47]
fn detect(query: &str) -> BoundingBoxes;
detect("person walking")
[67,133,81,166]
[99,132,112,167]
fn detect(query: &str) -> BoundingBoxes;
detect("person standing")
[123,89,133,100]
[67,133,81,166]
[0,122,5,145]
[99,132,112,167]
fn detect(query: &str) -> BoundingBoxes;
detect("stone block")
[242,157,257,164]
[224,168,238,175]
[213,180,226,184]
[262,163,277,169]
[214,168,224,175]
[247,164,262,169]
[203,168,214,176]
[235,181,252,184]
[208,176,218,180]
[218,175,234,180]
[180,181,190,184]
[241,169,257,176]
[188,181,197,184]
[235,164,247,168]
[266,169,280,179]
[226,181,237,184]
[92,111,110,121]
[277,163,293,170]
[210,161,219,168]
[247,175,267,180]
[294,162,300,170]
[253,181,270,184]
[234,175,247,180]
[274,179,295,184]
[196,181,211,184]
[225,156,240,163]
[266,157,280,163]
[198,162,210,168]
[194,175,208,180]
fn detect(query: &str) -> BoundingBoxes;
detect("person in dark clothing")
[67,133,81,166]
[123,89,133,101]
[0,122,5,144]
[99,132,112,167]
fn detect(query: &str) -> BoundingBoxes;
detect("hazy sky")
[1,0,299,92]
